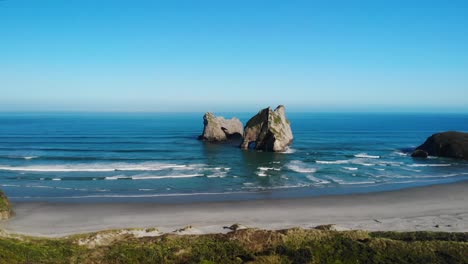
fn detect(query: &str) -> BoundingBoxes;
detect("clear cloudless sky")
[1,0,467,112]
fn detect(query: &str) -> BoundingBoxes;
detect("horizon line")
[1,110,468,115]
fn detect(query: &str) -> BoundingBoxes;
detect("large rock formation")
[411,131,468,160]
[241,105,293,152]
[0,190,12,220]
[199,112,243,142]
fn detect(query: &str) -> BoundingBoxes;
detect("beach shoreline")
[1,181,467,237]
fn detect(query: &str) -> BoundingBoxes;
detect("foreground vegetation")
[0,228,466,264]
[0,191,12,220]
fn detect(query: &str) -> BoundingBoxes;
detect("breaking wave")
[354,153,380,159]
[0,162,193,172]
[287,160,317,173]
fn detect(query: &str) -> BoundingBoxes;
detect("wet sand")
[1,181,467,237]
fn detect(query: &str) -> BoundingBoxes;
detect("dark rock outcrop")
[0,190,12,220]
[199,113,243,142]
[412,131,468,160]
[411,149,428,158]
[240,105,293,152]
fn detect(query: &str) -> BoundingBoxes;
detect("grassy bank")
[0,191,12,220]
[0,228,466,264]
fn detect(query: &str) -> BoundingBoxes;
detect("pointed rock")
[241,105,293,152]
[199,113,243,142]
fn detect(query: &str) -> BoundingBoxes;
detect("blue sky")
[1,0,467,112]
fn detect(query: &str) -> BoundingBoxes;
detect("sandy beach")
[1,181,467,237]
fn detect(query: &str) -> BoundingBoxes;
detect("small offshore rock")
[199,112,243,142]
[412,131,468,160]
[411,149,428,158]
[241,105,293,152]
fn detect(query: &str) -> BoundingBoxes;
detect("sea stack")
[241,105,293,152]
[0,190,13,220]
[411,131,468,160]
[199,112,243,141]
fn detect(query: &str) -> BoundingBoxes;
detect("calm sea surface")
[0,112,467,203]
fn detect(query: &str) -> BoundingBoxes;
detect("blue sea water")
[0,112,467,203]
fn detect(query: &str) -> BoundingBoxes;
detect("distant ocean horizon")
[0,112,467,203]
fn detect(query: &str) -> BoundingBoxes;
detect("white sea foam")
[255,166,281,177]
[339,181,376,185]
[353,162,375,166]
[409,164,451,167]
[25,185,53,189]
[172,164,205,171]
[23,156,38,160]
[281,148,296,154]
[354,153,380,159]
[57,187,73,190]
[315,160,349,165]
[207,172,227,178]
[378,161,404,166]
[242,183,311,190]
[400,167,422,172]
[107,173,204,180]
[0,162,194,172]
[287,160,317,173]
[306,175,330,184]
[1,184,20,187]
[258,167,281,171]
[104,175,129,180]
[409,173,467,179]
[327,177,344,184]
[343,167,358,171]
[52,178,61,181]
[131,174,204,180]
[383,172,468,180]
[327,176,376,185]
[210,167,231,171]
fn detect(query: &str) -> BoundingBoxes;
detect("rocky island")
[240,105,293,152]
[199,105,294,152]
[412,131,468,160]
[198,112,243,142]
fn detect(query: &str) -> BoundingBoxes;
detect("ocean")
[0,112,467,203]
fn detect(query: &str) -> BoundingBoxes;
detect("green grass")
[0,191,9,212]
[0,190,12,219]
[0,228,466,264]
[0,236,86,263]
